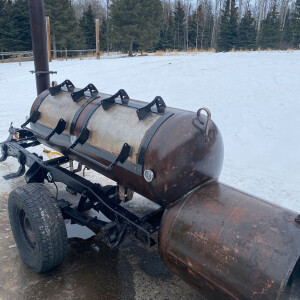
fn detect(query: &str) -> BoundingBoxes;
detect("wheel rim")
[18,209,36,251]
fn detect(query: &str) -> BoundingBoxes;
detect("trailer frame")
[0,125,163,249]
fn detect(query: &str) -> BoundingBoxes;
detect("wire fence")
[1,49,98,64]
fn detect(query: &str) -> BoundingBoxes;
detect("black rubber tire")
[8,183,68,273]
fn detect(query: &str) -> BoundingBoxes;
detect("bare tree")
[279,0,291,30]
[73,0,106,20]
[211,0,224,48]
[184,0,192,50]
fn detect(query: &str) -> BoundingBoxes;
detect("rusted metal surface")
[27,0,50,95]
[158,180,300,299]
[29,87,224,207]
[143,112,223,206]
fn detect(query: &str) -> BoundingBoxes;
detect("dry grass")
[154,48,216,56]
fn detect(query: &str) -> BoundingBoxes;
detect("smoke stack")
[27,0,50,95]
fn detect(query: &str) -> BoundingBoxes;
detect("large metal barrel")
[28,82,223,207]
[158,181,300,299]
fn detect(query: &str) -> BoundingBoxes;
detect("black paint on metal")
[70,96,101,136]
[136,96,166,120]
[21,110,41,128]
[0,127,159,247]
[3,152,26,180]
[49,79,75,96]
[27,0,50,95]
[101,89,129,111]
[30,70,57,76]
[137,112,173,174]
[68,128,90,150]
[88,143,132,172]
[71,83,98,103]
[45,118,67,141]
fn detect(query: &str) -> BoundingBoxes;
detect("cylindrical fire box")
[28,83,224,207]
[159,181,300,299]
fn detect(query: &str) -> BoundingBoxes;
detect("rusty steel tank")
[25,80,300,299]
[159,181,300,299]
[27,80,224,207]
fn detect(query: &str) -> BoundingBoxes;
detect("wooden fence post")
[95,19,100,59]
[45,16,52,62]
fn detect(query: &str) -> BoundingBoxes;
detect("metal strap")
[74,99,103,137]
[70,95,101,136]
[21,90,50,127]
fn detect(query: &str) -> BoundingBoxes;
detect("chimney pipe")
[27,0,50,95]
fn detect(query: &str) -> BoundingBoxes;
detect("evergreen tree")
[4,0,32,51]
[0,0,7,51]
[291,0,300,48]
[259,4,281,49]
[100,18,108,52]
[137,0,162,52]
[282,9,293,48]
[217,0,238,52]
[80,4,96,49]
[174,1,185,50]
[157,13,175,50]
[237,10,256,50]
[110,0,162,56]
[44,0,82,54]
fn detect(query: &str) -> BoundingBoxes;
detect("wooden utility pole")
[95,19,100,59]
[45,16,52,62]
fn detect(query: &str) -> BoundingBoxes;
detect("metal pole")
[27,0,50,95]
[96,19,100,59]
[45,16,52,62]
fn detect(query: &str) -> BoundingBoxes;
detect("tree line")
[0,0,299,55]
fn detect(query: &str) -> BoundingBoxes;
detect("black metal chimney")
[27,0,50,95]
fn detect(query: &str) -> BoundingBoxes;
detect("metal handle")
[197,108,211,142]
[136,96,166,120]
[71,83,98,103]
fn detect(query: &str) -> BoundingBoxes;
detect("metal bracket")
[45,118,67,141]
[48,79,75,96]
[3,152,26,180]
[30,70,57,76]
[101,89,130,111]
[102,221,128,249]
[0,144,8,162]
[136,96,166,120]
[68,128,90,150]
[107,143,131,171]
[21,110,41,128]
[71,83,98,103]
[25,162,44,183]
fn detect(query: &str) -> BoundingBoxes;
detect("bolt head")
[144,170,154,183]
[47,172,53,182]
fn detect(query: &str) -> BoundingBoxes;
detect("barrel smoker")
[0,1,299,299]
[1,79,299,299]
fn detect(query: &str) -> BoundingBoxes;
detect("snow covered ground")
[0,50,299,212]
